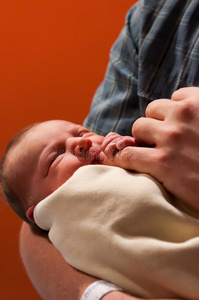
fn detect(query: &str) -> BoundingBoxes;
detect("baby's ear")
[26,205,36,223]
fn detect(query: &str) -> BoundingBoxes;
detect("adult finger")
[100,146,159,177]
[171,87,199,101]
[145,99,173,120]
[132,117,164,146]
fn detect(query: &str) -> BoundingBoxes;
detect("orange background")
[0,1,136,299]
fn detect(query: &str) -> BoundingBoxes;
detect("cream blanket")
[34,165,199,299]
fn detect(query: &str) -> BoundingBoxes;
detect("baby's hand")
[100,132,136,160]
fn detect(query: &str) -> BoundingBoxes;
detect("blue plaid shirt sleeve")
[84,0,199,136]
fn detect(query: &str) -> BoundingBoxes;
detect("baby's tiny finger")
[104,145,118,159]
[116,136,136,150]
[101,132,120,151]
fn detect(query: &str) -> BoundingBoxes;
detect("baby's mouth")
[91,157,101,164]
[90,150,101,164]
[76,146,101,164]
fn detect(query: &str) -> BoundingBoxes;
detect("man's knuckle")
[166,126,182,143]
[177,101,194,120]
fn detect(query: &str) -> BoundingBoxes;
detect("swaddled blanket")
[34,165,199,299]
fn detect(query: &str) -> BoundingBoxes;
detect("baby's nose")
[67,137,92,158]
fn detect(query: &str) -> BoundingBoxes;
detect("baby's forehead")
[12,120,82,157]
[32,120,75,133]
[14,120,74,153]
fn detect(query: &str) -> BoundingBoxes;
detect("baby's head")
[0,120,104,225]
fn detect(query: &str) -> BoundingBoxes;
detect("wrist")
[80,280,123,300]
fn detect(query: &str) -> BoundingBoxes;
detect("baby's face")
[11,120,104,208]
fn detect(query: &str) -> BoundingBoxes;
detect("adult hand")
[100,87,199,212]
